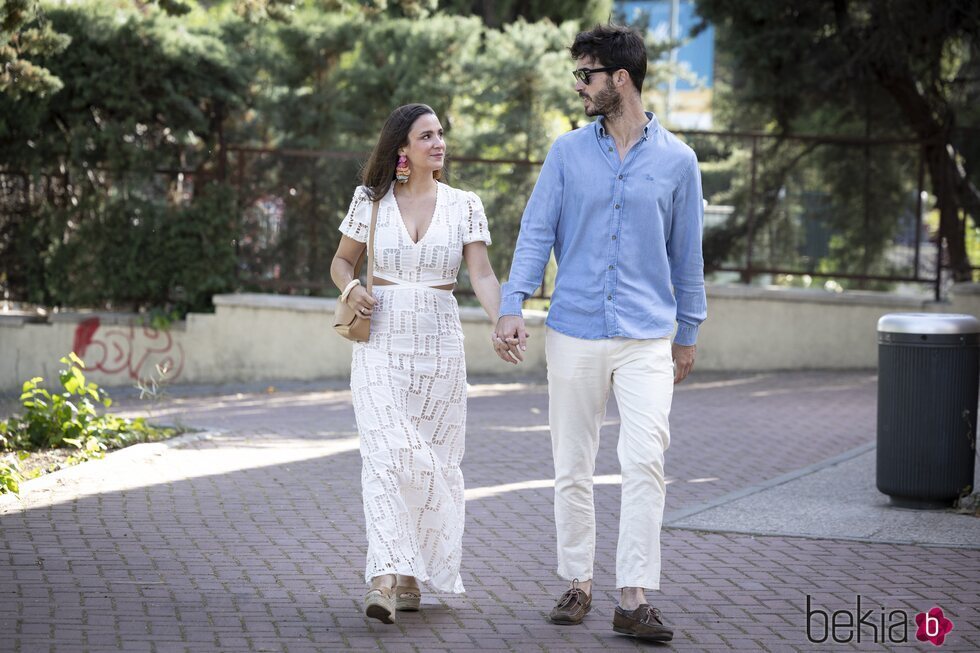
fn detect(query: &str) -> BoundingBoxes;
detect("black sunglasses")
[572,66,620,84]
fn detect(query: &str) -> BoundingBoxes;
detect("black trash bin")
[877,313,980,509]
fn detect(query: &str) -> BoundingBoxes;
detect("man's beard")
[582,77,622,118]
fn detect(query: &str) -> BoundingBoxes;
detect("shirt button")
[607,295,612,300]
[615,204,620,209]
[611,235,617,240]
[618,175,623,180]
[608,147,613,152]
[608,265,614,270]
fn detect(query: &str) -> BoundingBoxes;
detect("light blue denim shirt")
[500,112,707,345]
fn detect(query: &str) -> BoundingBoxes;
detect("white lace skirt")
[350,285,466,593]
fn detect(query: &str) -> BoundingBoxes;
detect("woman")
[330,104,506,624]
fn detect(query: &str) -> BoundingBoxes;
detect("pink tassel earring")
[395,155,410,184]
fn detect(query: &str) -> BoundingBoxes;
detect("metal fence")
[224,145,548,299]
[2,130,970,307]
[225,130,956,300]
[678,130,944,296]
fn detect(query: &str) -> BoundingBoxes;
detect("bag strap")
[351,198,380,292]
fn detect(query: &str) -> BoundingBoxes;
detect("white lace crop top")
[339,183,492,287]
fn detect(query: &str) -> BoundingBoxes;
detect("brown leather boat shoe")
[548,580,592,625]
[612,604,673,642]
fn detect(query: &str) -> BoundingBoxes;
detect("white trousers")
[546,328,674,590]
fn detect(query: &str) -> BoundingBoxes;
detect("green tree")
[2,1,658,310]
[695,0,980,281]
[0,0,212,104]
[438,0,612,28]
[0,0,70,99]
[0,2,246,311]
[231,11,583,286]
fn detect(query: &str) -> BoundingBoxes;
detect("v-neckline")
[391,183,439,246]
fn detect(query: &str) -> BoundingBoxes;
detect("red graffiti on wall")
[72,317,185,381]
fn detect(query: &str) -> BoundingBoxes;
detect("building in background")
[616,0,714,128]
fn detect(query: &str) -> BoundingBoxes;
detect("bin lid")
[877,313,980,335]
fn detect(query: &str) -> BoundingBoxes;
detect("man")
[491,24,706,642]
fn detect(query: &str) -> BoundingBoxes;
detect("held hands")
[492,315,529,365]
[346,285,377,318]
[490,315,695,377]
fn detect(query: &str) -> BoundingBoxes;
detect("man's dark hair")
[570,24,647,94]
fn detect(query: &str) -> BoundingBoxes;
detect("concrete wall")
[697,283,980,370]
[2,284,978,391]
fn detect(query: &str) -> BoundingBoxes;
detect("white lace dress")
[339,182,491,593]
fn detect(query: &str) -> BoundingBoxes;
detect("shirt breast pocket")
[642,174,673,215]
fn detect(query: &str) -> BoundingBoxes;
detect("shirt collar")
[596,112,660,140]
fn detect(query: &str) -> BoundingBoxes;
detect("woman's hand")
[346,284,377,318]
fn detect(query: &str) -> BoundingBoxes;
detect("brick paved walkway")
[2,371,978,651]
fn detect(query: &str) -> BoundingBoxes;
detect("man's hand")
[492,315,529,364]
[672,343,696,384]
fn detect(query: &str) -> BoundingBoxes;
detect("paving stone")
[1,372,977,651]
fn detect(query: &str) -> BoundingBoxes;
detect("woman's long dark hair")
[361,103,442,200]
